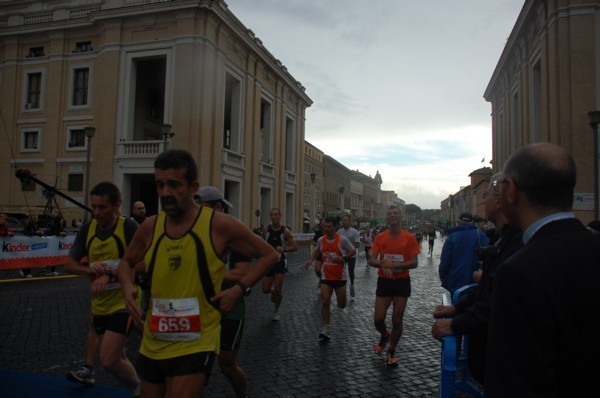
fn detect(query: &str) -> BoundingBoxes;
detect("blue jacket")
[438,224,489,294]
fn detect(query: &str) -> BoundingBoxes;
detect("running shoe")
[319,327,330,340]
[375,331,390,354]
[386,350,399,367]
[67,366,95,385]
[350,284,355,297]
[272,309,280,321]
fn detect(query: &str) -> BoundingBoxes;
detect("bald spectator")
[486,143,600,397]
[129,201,146,225]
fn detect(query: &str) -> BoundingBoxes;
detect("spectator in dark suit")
[486,143,600,397]
[432,173,523,385]
[587,220,600,234]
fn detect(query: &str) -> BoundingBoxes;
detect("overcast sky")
[225,0,525,209]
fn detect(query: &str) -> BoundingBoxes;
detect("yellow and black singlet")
[85,216,128,316]
[141,207,225,360]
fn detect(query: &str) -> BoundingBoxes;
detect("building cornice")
[0,0,312,106]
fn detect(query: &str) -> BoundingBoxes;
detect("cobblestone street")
[0,239,447,397]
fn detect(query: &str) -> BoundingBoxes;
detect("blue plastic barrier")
[439,284,484,398]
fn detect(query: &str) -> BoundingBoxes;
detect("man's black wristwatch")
[236,281,252,297]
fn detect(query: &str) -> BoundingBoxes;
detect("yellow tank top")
[140,207,225,359]
[86,217,128,315]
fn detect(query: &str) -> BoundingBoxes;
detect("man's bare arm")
[284,229,298,252]
[211,214,278,312]
[118,217,154,327]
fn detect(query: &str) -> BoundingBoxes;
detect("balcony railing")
[117,140,162,158]
[260,162,274,176]
[222,149,244,168]
[286,171,296,183]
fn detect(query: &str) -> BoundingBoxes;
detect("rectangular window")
[72,68,89,106]
[510,90,519,151]
[68,174,84,192]
[497,110,505,164]
[24,131,38,149]
[26,72,42,109]
[74,41,92,53]
[260,98,273,163]
[68,128,86,149]
[21,129,41,152]
[223,71,242,152]
[530,58,542,142]
[27,47,44,58]
[285,116,295,172]
[224,129,231,149]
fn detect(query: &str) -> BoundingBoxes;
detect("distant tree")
[422,209,441,223]
[404,204,422,226]
[405,204,422,214]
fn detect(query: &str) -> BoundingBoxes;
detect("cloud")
[225,0,522,209]
[311,126,492,208]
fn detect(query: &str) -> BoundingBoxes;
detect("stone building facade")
[484,0,599,223]
[0,0,311,229]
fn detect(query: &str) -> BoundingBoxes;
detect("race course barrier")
[0,236,75,270]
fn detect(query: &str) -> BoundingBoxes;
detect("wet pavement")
[0,238,447,397]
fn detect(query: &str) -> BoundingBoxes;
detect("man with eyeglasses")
[485,143,600,397]
[431,173,523,385]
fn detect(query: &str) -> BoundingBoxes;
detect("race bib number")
[322,251,343,280]
[322,251,338,266]
[149,297,201,341]
[384,254,404,272]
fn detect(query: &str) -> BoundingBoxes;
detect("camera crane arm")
[15,169,91,214]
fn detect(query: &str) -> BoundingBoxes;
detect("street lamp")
[83,126,96,223]
[161,123,174,152]
[588,110,600,219]
[310,172,316,225]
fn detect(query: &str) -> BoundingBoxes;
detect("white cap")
[195,186,233,209]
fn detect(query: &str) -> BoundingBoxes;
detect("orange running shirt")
[371,229,420,279]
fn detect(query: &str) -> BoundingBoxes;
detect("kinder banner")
[0,236,75,270]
